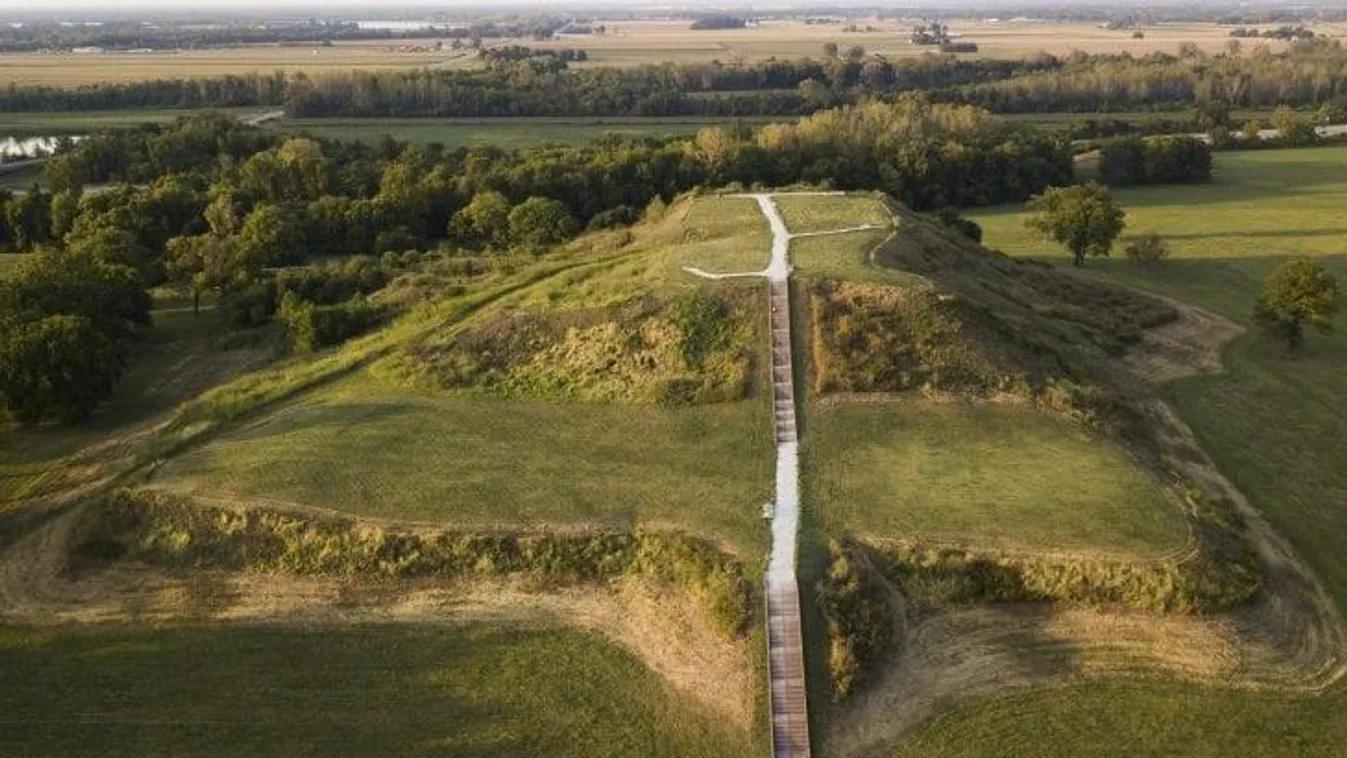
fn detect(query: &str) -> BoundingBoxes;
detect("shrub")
[78,490,754,639]
[816,539,895,702]
[1125,233,1170,265]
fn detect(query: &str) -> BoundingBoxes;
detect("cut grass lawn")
[151,372,774,555]
[671,194,772,275]
[790,228,929,286]
[804,402,1186,557]
[774,194,891,235]
[0,295,259,509]
[894,681,1347,758]
[0,623,754,758]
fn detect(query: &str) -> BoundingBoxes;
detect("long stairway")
[766,276,811,758]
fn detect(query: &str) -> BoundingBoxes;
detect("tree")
[1253,259,1339,352]
[1273,106,1318,145]
[164,234,254,316]
[1242,119,1264,142]
[5,186,52,251]
[0,314,123,425]
[451,190,512,247]
[236,203,306,267]
[1024,183,1126,267]
[49,189,81,241]
[2,249,150,340]
[508,197,577,250]
[1124,232,1169,265]
[822,42,839,59]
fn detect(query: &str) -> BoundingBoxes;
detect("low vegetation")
[0,623,754,758]
[816,539,896,703]
[390,290,756,405]
[79,489,755,638]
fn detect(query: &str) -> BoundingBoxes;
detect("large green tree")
[507,197,577,250]
[0,314,123,425]
[451,190,512,248]
[1025,183,1127,267]
[1253,259,1340,352]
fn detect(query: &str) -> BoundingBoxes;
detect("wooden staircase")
[765,277,811,758]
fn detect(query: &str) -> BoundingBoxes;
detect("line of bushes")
[77,489,755,639]
[874,490,1259,614]
[815,538,896,703]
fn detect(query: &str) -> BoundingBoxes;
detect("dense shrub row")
[876,491,1259,614]
[79,489,754,638]
[816,539,896,702]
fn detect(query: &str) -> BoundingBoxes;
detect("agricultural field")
[0,624,752,758]
[805,402,1186,557]
[3,19,1337,88]
[531,19,1324,66]
[0,41,478,87]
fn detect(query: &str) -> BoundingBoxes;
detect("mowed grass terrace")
[150,373,774,554]
[894,145,1347,755]
[804,402,1186,557]
[0,624,754,758]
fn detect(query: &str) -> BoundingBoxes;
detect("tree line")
[0,53,1054,116]
[940,39,1347,113]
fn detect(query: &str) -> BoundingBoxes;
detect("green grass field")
[151,372,774,554]
[774,194,891,235]
[895,681,1347,758]
[804,402,1186,556]
[899,145,1347,756]
[672,195,772,275]
[0,623,754,758]
[0,108,260,136]
[969,145,1347,608]
[273,116,772,150]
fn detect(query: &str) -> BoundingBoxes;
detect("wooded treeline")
[0,54,1051,115]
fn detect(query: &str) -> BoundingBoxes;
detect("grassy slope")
[0,296,250,508]
[970,146,1347,608]
[152,373,774,554]
[805,403,1185,556]
[146,196,776,555]
[774,194,891,235]
[0,624,753,758]
[898,146,1347,755]
[895,682,1347,758]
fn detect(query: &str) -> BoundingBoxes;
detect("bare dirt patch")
[1122,297,1245,384]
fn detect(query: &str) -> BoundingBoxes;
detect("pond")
[0,135,85,161]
